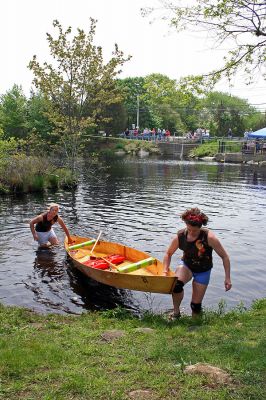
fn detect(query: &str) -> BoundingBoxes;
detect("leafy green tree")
[116,77,151,129]
[27,91,53,140]
[143,73,185,132]
[118,74,202,134]
[143,1,266,88]
[28,19,130,172]
[243,110,266,132]
[0,130,19,158]
[175,93,201,134]
[100,100,128,136]
[0,85,28,139]
[201,91,257,136]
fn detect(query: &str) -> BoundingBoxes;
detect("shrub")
[56,168,78,189]
[190,141,219,157]
[46,174,60,190]
[0,154,77,194]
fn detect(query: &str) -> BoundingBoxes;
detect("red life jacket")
[83,259,109,270]
[82,254,125,270]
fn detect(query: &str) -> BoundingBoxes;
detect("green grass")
[190,141,219,157]
[190,140,243,158]
[0,299,265,399]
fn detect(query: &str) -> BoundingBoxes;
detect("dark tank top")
[178,228,213,272]
[35,213,58,232]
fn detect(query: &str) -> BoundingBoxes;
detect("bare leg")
[191,280,208,318]
[172,291,184,316]
[49,236,59,246]
[172,265,192,316]
[39,243,51,249]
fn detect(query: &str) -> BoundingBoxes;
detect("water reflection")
[66,262,137,312]
[33,248,65,280]
[27,248,137,314]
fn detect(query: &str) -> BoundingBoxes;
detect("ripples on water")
[0,159,265,315]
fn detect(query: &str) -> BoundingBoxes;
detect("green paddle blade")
[68,239,96,250]
[117,257,155,273]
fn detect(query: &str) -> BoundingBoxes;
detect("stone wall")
[215,153,266,163]
[157,142,200,157]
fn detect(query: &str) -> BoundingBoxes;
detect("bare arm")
[208,231,232,291]
[57,216,72,243]
[163,235,179,275]
[29,214,43,241]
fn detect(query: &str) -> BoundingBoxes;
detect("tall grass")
[0,154,77,194]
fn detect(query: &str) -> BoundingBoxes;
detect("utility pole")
[136,95,140,129]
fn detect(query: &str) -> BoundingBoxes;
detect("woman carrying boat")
[163,207,232,319]
[30,203,72,247]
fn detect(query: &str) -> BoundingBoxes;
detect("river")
[0,158,265,315]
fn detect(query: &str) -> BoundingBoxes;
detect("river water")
[0,158,265,315]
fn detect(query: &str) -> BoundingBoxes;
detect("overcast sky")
[1,0,265,111]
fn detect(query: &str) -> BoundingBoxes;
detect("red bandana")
[186,214,203,223]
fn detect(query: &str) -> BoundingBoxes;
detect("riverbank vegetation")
[189,140,242,158]
[0,135,78,194]
[0,299,265,399]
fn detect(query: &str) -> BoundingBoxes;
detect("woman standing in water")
[163,208,232,319]
[30,203,72,247]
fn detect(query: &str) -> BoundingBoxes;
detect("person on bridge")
[30,203,72,248]
[163,207,232,319]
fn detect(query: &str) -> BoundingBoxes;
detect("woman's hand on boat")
[224,278,232,291]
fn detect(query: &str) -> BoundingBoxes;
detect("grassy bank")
[0,154,77,194]
[189,140,242,158]
[0,299,265,399]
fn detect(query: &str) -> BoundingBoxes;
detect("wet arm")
[208,233,232,291]
[57,217,72,242]
[29,215,42,240]
[163,236,179,275]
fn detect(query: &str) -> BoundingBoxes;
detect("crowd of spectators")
[121,128,171,141]
[185,128,210,140]
[242,140,266,154]
[120,127,211,141]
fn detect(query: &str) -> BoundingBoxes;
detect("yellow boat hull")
[65,236,177,294]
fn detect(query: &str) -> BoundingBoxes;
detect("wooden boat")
[65,235,177,294]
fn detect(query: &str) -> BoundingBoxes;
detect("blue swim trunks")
[181,261,211,285]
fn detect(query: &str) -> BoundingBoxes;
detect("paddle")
[89,231,117,270]
[68,239,96,250]
[70,231,128,271]
[90,230,102,255]
[117,257,156,273]
[68,230,102,252]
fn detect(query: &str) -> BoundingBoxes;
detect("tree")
[0,85,28,139]
[143,73,185,132]
[117,77,150,129]
[27,91,54,140]
[100,100,128,136]
[143,1,266,88]
[118,74,201,133]
[201,91,257,135]
[28,19,130,172]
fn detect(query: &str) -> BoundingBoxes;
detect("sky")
[1,0,265,112]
